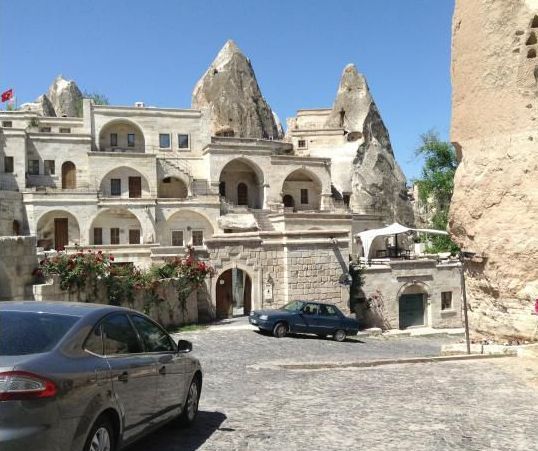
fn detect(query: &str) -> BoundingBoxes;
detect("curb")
[252,353,515,371]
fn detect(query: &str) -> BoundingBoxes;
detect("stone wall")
[355,259,462,330]
[0,191,26,236]
[33,276,198,328]
[206,229,351,315]
[0,236,37,300]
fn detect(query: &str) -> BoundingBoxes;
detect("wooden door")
[54,218,68,251]
[237,183,248,205]
[129,229,141,244]
[216,270,233,319]
[243,275,252,316]
[129,177,142,198]
[61,162,76,189]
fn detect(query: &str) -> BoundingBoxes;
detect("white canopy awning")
[355,222,449,260]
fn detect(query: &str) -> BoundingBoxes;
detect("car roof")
[295,300,336,306]
[0,301,129,317]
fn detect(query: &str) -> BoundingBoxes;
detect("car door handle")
[158,366,167,375]
[118,371,129,383]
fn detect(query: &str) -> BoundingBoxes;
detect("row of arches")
[35,208,215,251]
[54,154,325,210]
[218,159,323,210]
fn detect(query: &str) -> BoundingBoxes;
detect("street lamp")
[459,251,475,355]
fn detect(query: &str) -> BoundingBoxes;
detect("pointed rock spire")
[192,40,281,139]
[47,75,83,117]
[326,64,413,223]
[20,75,83,117]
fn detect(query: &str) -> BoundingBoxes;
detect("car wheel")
[179,376,201,427]
[333,329,346,342]
[273,322,288,338]
[84,416,115,451]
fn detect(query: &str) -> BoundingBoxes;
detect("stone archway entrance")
[399,293,425,329]
[216,268,252,319]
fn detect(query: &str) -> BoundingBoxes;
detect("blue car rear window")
[0,311,80,356]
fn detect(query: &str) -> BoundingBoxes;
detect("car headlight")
[259,315,268,321]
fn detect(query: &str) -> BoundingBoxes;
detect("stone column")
[320,192,333,211]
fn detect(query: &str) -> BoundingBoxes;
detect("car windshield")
[0,311,80,356]
[280,301,305,312]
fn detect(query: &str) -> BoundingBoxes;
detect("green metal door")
[399,294,425,329]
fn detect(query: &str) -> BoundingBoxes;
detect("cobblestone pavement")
[128,328,538,451]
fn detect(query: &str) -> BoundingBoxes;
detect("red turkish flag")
[1,89,13,103]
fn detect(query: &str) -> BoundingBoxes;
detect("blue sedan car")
[249,300,360,341]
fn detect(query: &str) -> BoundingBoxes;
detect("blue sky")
[0,0,454,181]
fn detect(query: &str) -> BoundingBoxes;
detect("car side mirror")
[177,339,192,353]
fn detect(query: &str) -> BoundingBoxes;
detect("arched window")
[12,220,20,236]
[61,161,76,189]
[237,183,248,206]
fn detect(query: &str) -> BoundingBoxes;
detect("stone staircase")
[252,209,275,231]
[160,157,193,183]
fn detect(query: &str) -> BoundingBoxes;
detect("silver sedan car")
[0,301,202,451]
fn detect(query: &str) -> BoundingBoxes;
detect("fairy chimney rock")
[192,40,281,139]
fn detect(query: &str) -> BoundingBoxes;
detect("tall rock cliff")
[192,40,281,139]
[20,75,83,117]
[327,64,413,223]
[450,0,538,339]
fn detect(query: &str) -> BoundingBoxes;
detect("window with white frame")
[4,156,13,173]
[110,228,120,245]
[110,133,118,147]
[300,188,309,204]
[171,230,184,247]
[44,160,55,175]
[28,160,39,175]
[191,230,204,246]
[441,291,452,310]
[178,133,189,149]
[127,133,135,147]
[110,178,121,196]
[159,133,171,149]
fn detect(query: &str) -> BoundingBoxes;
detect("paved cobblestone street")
[128,327,538,451]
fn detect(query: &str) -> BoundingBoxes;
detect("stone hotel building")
[0,41,461,328]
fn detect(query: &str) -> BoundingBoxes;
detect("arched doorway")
[281,168,322,211]
[158,177,188,198]
[219,158,264,209]
[398,285,427,329]
[36,210,80,251]
[237,183,248,205]
[61,162,76,189]
[216,268,252,319]
[283,194,295,209]
[89,208,143,245]
[98,119,146,152]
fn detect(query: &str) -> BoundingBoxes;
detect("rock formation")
[328,64,413,224]
[192,40,281,140]
[450,0,538,340]
[20,94,56,116]
[20,75,83,117]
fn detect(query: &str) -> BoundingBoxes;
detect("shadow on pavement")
[126,410,227,451]
[253,330,364,343]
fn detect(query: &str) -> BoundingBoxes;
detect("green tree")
[414,130,459,254]
[83,91,109,105]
